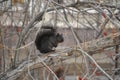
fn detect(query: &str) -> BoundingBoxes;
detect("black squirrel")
[35,26,64,53]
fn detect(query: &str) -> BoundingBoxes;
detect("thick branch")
[81,32,120,53]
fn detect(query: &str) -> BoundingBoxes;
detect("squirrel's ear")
[56,33,60,36]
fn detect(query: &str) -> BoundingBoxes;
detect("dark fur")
[35,26,64,53]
